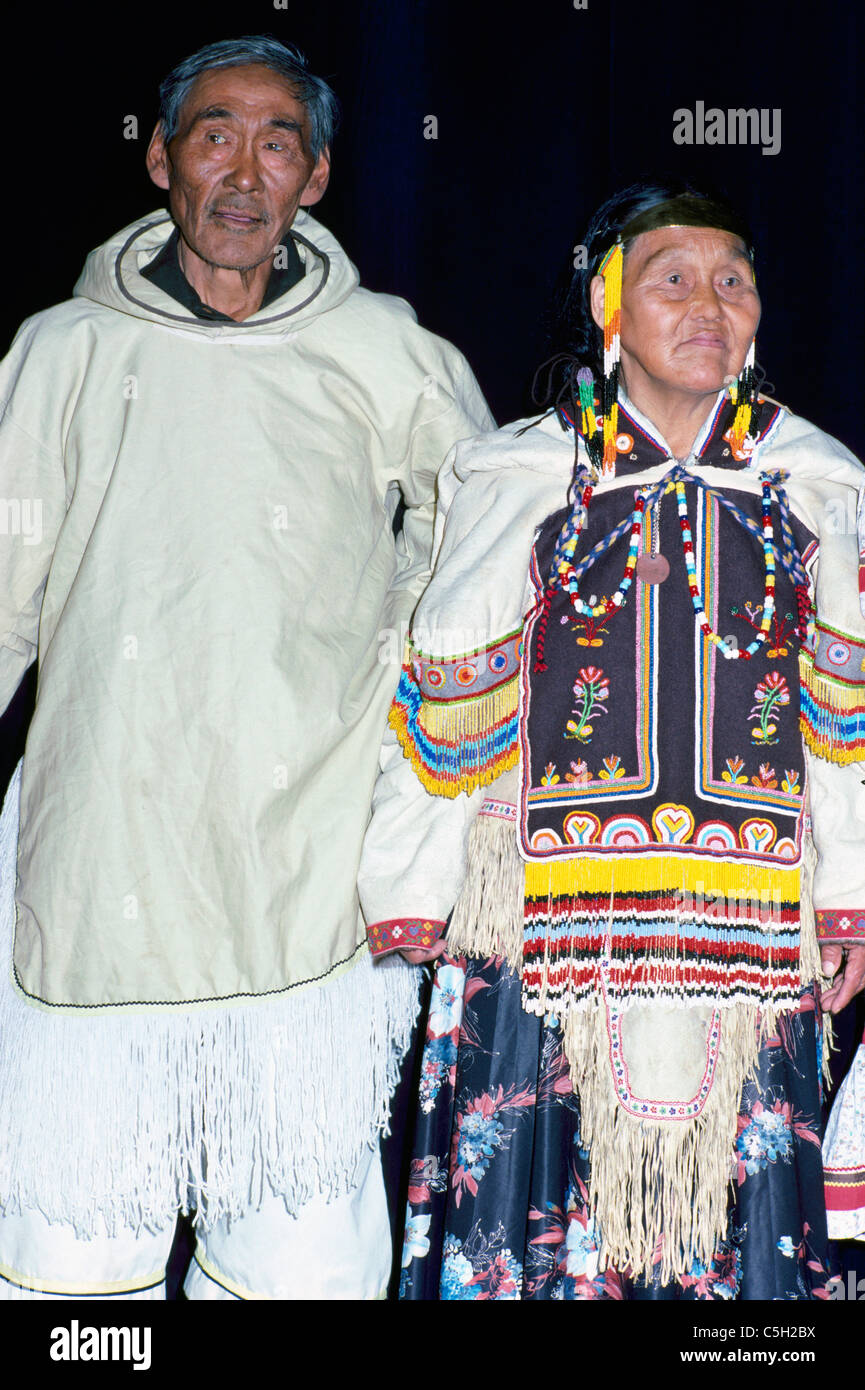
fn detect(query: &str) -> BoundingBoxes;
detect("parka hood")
[72,208,359,338]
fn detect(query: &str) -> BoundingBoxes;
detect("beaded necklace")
[535,468,785,671]
[677,476,775,661]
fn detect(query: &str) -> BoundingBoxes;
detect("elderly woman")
[361,182,865,1300]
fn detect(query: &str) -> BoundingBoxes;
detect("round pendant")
[635,553,670,584]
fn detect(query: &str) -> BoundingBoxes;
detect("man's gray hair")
[158,36,339,158]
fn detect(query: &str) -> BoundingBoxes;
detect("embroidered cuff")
[389,632,522,798]
[799,624,865,765]
[815,909,865,942]
[367,917,447,957]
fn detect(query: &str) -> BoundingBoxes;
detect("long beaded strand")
[677,477,775,660]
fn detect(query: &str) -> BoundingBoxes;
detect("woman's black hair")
[533,178,756,414]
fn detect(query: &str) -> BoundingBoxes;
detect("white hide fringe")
[0,764,419,1237]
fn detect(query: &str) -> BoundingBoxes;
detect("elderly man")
[0,36,492,1300]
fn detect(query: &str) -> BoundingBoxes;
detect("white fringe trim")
[563,1001,761,1283]
[0,765,419,1237]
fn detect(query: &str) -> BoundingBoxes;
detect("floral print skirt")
[399,953,835,1300]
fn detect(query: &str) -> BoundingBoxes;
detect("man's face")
[146,64,330,272]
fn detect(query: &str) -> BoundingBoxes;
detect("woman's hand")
[820,943,865,1013]
[399,939,447,966]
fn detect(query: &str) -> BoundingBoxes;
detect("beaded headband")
[585,197,758,475]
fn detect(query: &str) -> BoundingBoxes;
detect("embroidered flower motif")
[418,1035,458,1112]
[455,1110,505,1180]
[402,1207,432,1267]
[562,1199,601,1281]
[749,671,790,746]
[439,1238,480,1300]
[570,608,610,648]
[438,1236,523,1301]
[428,965,465,1036]
[679,1243,742,1300]
[470,1249,523,1300]
[732,601,796,658]
[781,769,801,794]
[751,762,778,789]
[565,667,610,744]
[564,759,590,785]
[735,1100,794,1179]
[541,762,560,786]
[721,755,748,785]
[450,1084,535,1204]
[598,755,625,781]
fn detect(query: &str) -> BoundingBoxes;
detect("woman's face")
[591,225,761,408]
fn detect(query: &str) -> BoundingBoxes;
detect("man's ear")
[299,146,331,208]
[589,274,605,332]
[146,123,171,192]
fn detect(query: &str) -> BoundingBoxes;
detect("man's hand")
[821,942,865,1013]
[399,939,447,966]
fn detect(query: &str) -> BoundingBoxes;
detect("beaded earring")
[597,241,623,477]
[727,339,758,456]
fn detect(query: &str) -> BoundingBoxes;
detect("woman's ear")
[589,274,605,332]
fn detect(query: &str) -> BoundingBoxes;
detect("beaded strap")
[538,466,810,669]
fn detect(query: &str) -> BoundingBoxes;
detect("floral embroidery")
[565,607,611,648]
[419,1035,458,1112]
[428,964,464,1036]
[565,667,609,744]
[440,1227,523,1300]
[541,762,560,786]
[721,754,748,785]
[781,769,801,794]
[677,1240,742,1300]
[451,1083,535,1206]
[564,759,590,785]
[439,1236,480,1300]
[402,1207,432,1267]
[455,1109,505,1183]
[526,1171,624,1300]
[598,754,626,781]
[732,600,797,658]
[735,1099,795,1181]
[751,762,778,789]
[749,671,790,746]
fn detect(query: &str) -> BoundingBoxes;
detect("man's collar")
[140,226,305,322]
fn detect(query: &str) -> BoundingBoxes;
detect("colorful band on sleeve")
[798,622,865,764]
[389,630,522,798]
[815,909,865,942]
[367,917,447,957]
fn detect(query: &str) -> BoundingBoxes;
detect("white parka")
[0,209,493,1008]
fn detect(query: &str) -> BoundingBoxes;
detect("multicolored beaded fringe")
[799,649,865,765]
[523,854,802,1014]
[389,664,520,798]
